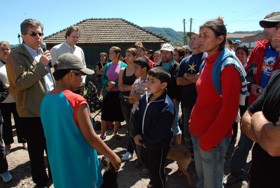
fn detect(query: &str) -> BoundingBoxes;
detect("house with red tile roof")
[44,18,168,68]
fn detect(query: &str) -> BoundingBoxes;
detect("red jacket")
[189,51,241,151]
[146,56,154,68]
[245,40,280,104]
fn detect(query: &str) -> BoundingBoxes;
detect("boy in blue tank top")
[40,53,121,188]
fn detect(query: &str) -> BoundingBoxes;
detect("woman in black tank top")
[118,48,137,161]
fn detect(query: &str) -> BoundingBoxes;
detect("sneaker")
[0,171,13,183]
[121,151,132,161]
[223,173,244,185]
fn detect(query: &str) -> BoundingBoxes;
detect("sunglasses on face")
[29,32,44,37]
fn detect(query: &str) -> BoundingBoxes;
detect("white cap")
[160,43,174,52]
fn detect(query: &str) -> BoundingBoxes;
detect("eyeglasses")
[29,32,44,37]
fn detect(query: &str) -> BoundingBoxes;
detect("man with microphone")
[6,18,54,187]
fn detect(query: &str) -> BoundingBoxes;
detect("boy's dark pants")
[142,146,169,188]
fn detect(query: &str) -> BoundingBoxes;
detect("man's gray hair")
[20,18,44,35]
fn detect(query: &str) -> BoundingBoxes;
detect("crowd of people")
[0,11,280,188]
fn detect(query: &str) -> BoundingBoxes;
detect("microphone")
[40,42,52,67]
[40,42,47,52]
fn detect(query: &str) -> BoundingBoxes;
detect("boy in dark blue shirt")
[133,67,176,188]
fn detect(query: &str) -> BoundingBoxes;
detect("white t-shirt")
[50,42,87,83]
[0,60,14,103]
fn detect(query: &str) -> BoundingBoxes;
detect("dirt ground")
[1,112,251,188]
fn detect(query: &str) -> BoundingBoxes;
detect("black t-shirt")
[176,53,206,108]
[248,70,280,187]
[96,61,107,77]
[121,67,136,96]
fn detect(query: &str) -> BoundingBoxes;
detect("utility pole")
[190,18,193,33]
[183,19,186,45]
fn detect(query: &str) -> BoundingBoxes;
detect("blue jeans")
[229,132,253,176]
[191,135,230,188]
[182,107,192,140]
[171,103,181,136]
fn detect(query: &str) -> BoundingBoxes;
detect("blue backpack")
[199,49,248,105]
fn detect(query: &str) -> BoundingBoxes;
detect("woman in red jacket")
[189,17,245,188]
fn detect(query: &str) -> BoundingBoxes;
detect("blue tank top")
[40,90,103,188]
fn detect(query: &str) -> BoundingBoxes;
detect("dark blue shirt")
[177,52,207,108]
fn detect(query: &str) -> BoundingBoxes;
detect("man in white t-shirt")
[50,26,88,91]
[50,26,86,67]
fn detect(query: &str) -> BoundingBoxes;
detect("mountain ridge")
[143,27,261,45]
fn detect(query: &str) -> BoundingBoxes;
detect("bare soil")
[1,112,251,188]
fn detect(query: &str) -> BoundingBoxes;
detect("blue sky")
[1,0,279,44]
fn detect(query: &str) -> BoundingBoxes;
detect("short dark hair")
[236,45,249,56]
[134,57,150,71]
[227,39,233,45]
[53,69,72,81]
[148,67,171,84]
[174,47,186,58]
[65,26,80,38]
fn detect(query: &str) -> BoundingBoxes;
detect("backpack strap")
[198,53,207,73]
[212,49,248,105]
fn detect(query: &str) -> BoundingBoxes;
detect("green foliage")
[144,27,184,44]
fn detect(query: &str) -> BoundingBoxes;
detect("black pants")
[20,117,50,185]
[0,103,26,144]
[0,122,8,174]
[142,146,169,188]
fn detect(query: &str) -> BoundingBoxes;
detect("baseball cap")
[259,15,280,28]
[55,53,94,75]
[160,43,174,52]
[182,45,191,50]
[234,40,241,44]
